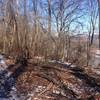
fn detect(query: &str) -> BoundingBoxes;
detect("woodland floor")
[0,57,100,100]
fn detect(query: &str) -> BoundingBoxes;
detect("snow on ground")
[0,54,20,100]
[0,55,100,100]
[49,60,76,68]
[0,55,44,100]
[90,49,100,67]
[0,55,8,70]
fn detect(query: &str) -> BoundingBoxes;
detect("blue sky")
[16,0,98,34]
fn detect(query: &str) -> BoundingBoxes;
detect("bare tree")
[97,0,100,49]
[51,0,83,60]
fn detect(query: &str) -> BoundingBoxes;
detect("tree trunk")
[97,0,100,49]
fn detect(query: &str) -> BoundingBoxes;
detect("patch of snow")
[0,55,4,60]
[48,60,57,63]
[64,62,71,66]
[0,55,8,70]
[49,60,77,68]
[92,69,100,75]
[70,64,76,68]
[67,83,83,95]
[53,89,60,94]
[60,90,66,96]
[0,55,19,100]
[35,86,46,93]
[34,56,44,60]
[96,50,100,55]
[95,55,100,58]
[6,72,12,77]
[34,98,39,100]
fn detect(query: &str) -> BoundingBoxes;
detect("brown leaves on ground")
[7,60,100,100]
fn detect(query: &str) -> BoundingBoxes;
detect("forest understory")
[0,56,100,100]
[0,0,100,100]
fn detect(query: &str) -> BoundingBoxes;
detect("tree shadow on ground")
[54,61,100,92]
[70,67,100,92]
[0,57,27,98]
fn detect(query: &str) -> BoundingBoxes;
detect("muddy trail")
[0,56,100,100]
